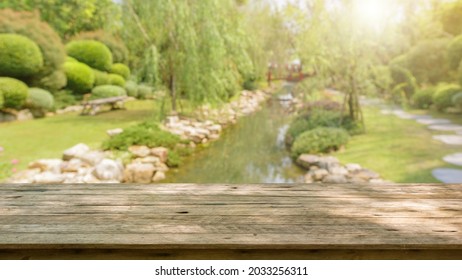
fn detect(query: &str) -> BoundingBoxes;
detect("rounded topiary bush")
[108,74,126,87]
[124,81,138,97]
[0,34,44,78]
[291,127,349,158]
[66,40,113,71]
[72,30,129,64]
[26,88,54,117]
[36,70,67,92]
[137,84,153,99]
[93,69,110,86]
[110,63,131,79]
[0,77,29,109]
[63,61,95,95]
[0,9,66,79]
[412,88,435,109]
[91,85,127,100]
[433,84,462,111]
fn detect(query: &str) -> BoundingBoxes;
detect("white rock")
[107,128,124,137]
[75,151,105,166]
[124,163,156,183]
[152,171,166,182]
[313,169,329,181]
[345,163,362,173]
[63,143,90,160]
[93,159,124,181]
[323,174,348,184]
[135,156,161,165]
[61,158,87,173]
[33,172,65,184]
[29,159,63,174]
[128,145,151,158]
[151,147,169,163]
[329,166,349,176]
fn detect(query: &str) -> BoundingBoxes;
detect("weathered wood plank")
[0,183,461,259]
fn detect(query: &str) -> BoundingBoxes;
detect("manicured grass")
[337,107,460,183]
[0,100,160,177]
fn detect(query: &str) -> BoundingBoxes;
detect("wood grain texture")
[0,183,461,259]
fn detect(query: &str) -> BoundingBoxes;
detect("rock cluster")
[163,117,222,144]
[7,143,171,184]
[297,154,387,184]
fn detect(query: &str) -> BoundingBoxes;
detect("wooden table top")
[0,184,461,252]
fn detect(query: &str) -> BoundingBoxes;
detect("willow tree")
[122,0,258,112]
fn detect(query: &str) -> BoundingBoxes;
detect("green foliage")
[102,121,181,151]
[389,65,417,100]
[452,92,462,110]
[412,88,435,109]
[26,88,54,110]
[108,74,126,87]
[63,61,95,95]
[0,90,4,108]
[93,69,110,86]
[35,70,67,92]
[136,84,153,100]
[166,150,182,168]
[0,77,29,109]
[53,90,78,109]
[243,78,257,91]
[405,39,450,84]
[66,40,113,71]
[448,35,462,70]
[291,127,349,158]
[90,85,126,100]
[110,63,131,79]
[0,9,66,80]
[433,83,462,111]
[125,81,138,97]
[72,30,129,63]
[0,0,121,39]
[0,34,43,78]
[439,0,462,36]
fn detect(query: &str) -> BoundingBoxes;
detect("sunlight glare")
[354,0,391,31]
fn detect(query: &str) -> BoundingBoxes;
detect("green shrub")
[452,92,462,110]
[291,127,349,158]
[0,34,43,78]
[63,61,95,95]
[66,56,78,63]
[26,88,54,117]
[108,73,126,87]
[72,30,129,64]
[53,90,78,110]
[124,81,138,97]
[448,35,462,70]
[0,9,66,79]
[0,77,29,109]
[90,85,126,100]
[110,63,131,79]
[412,88,435,109]
[93,69,110,86]
[102,121,181,151]
[243,79,257,91]
[137,84,153,99]
[66,40,113,71]
[166,150,182,168]
[389,64,417,100]
[0,91,4,108]
[433,84,461,111]
[35,70,67,92]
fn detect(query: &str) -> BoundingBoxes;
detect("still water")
[168,84,306,183]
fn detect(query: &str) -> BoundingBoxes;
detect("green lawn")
[337,107,461,183]
[0,100,160,177]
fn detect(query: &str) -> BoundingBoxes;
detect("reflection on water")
[167,84,305,184]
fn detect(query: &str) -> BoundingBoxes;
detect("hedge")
[72,30,129,64]
[66,40,113,71]
[433,84,462,111]
[108,73,126,87]
[91,85,126,100]
[291,127,349,158]
[0,34,43,78]
[0,77,29,109]
[110,63,131,79]
[63,61,95,95]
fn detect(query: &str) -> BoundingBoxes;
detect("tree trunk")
[169,73,177,113]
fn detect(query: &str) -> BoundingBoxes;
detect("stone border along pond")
[6,90,271,184]
[380,107,462,183]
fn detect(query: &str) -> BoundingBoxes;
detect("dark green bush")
[34,70,67,92]
[90,85,126,100]
[125,81,138,97]
[73,30,129,64]
[166,150,182,168]
[53,90,78,110]
[452,92,462,110]
[412,88,435,109]
[0,34,43,78]
[102,121,181,151]
[93,69,110,86]
[0,77,29,109]
[110,63,131,79]
[26,88,54,117]
[108,73,126,87]
[291,127,349,158]
[0,9,66,80]
[243,79,257,91]
[63,61,95,95]
[448,35,462,70]
[66,40,113,71]
[433,84,461,111]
